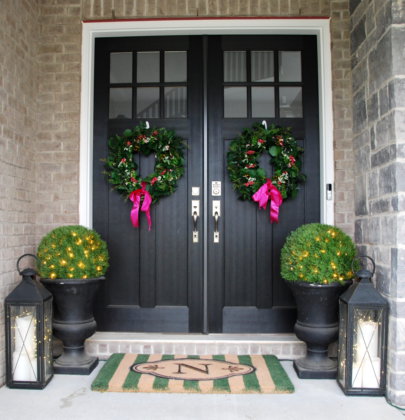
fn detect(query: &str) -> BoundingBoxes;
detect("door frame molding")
[80,17,334,227]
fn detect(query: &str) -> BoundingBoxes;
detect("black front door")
[93,35,320,333]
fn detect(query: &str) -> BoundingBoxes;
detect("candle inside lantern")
[13,314,37,381]
[352,318,380,388]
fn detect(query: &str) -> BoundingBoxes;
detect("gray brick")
[381,215,396,245]
[379,163,397,194]
[388,317,405,352]
[392,26,405,76]
[388,349,405,372]
[355,174,368,215]
[368,30,392,94]
[367,91,379,123]
[378,84,390,117]
[355,219,366,243]
[395,110,405,140]
[392,0,405,23]
[391,248,405,299]
[375,0,392,41]
[370,198,391,214]
[352,58,368,95]
[389,372,405,390]
[376,263,390,295]
[354,144,370,171]
[353,130,371,150]
[398,144,405,159]
[376,112,396,148]
[366,217,380,244]
[386,388,405,408]
[370,125,376,150]
[351,15,366,53]
[353,88,367,134]
[371,144,396,167]
[389,78,405,108]
[396,161,405,193]
[349,0,362,15]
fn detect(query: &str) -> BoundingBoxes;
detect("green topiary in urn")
[37,225,109,280]
[280,223,357,379]
[37,225,109,375]
[281,223,357,285]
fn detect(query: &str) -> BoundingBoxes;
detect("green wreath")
[105,122,185,203]
[227,122,305,202]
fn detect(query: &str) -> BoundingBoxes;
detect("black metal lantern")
[337,256,388,395]
[5,254,53,389]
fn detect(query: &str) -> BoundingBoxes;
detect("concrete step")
[85,332,306,360]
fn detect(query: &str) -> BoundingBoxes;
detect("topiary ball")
[280,223,357,285]
[37,225,109,279]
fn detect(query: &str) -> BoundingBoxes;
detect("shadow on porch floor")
[0,361,403,420]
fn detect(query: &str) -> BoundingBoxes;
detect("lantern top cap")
[353,255,375,280]
[17,254,38,276]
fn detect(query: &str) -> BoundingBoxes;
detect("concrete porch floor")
[0,360,403,420]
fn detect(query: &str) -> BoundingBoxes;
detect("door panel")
[206,35,319,333]
[93,35,320,333]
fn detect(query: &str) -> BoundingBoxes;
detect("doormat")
[91,354,294,394]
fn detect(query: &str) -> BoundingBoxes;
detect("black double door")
[93,35,320,333]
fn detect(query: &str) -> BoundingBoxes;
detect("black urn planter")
[288,281,350,379]
[40,277,104,375]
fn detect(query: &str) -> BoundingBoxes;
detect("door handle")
[192,200,200,243]
[213,200,220,243]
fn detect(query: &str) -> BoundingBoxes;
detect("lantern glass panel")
[337,302,347,386]
[352,308,383,389]
[43,299,53,381]
[10,305,38,382]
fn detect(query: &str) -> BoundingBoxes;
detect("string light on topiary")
[37,226,109,280]
[281,223,358,285]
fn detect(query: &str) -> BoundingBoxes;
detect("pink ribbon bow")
[129,183,152,230]
[252,179,283,223]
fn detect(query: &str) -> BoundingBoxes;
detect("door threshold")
[86,332,306,360]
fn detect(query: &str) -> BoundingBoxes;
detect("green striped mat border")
[91,354,294,394]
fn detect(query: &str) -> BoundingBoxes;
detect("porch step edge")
[85,332,307,360]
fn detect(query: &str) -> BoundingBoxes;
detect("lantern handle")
[352,255,375,276]
[16,253,39,275]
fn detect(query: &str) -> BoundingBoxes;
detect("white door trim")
[80,18,334,227]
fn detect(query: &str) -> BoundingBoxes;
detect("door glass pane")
[109,87,132,119]
[224,87,247,118]
[251,51,274,82]
[110,52,132,83]
[252,87,275,118]
[136,87,160,118]
[280,87,303,118]
[137,51,160,83]
[165,51,187,82]
[165,87,187,118]
[224,51,246,82]
[279,51,302,82]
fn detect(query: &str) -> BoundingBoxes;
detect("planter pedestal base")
[293,354,337,379]
[54,349,98,375]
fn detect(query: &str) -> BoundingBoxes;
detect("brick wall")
[350,0,405,407]
[0,0,40,385]
[36,0,82,241]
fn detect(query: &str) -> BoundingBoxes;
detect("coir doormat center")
[91,354,294,394]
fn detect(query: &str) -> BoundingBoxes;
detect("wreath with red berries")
[227,123,305,202]
[105,122,185,203]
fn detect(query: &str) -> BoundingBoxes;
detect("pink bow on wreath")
[129,183,152,230]
[252,179,283,223]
